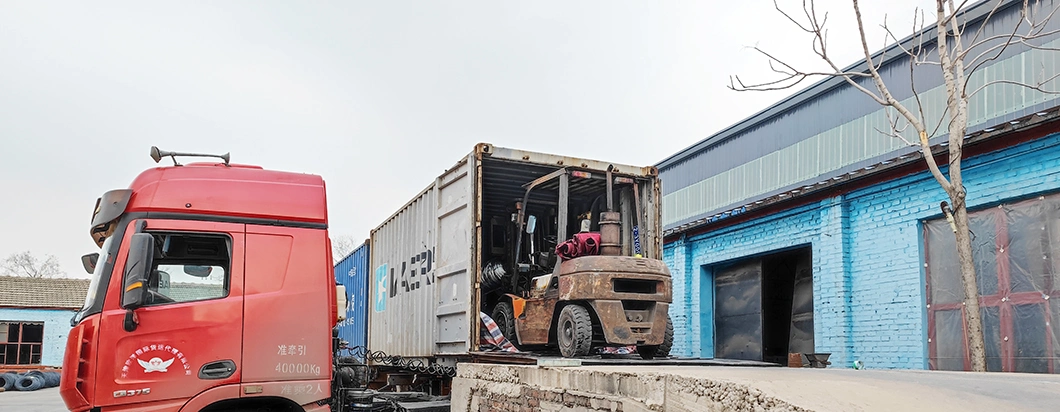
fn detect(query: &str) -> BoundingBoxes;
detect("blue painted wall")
[665,132,1060,369]
[0,307,76,367]
[334,242,369,352]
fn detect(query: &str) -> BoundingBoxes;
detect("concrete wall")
[665,131,1060,369]
[453,363,1060,412]
[451,363,806,412]
[0,307,76,367]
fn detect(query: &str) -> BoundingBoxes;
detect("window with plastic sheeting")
[925,194,1060,373]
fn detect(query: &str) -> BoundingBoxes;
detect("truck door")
[94,220,245,409]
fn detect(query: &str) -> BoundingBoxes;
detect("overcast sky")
[0,1,931,278]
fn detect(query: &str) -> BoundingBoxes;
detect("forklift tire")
[492,301,518,347]
[637,315,674,360]
[557,304,592,358]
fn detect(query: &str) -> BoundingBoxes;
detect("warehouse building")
[0,276,90,369]
[660,0,1060,372]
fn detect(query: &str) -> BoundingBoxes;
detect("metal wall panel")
[334,242,369,351]
[658,0,1060,230]
[369,172,445,358]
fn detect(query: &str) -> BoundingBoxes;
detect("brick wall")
[665,131,1060,369]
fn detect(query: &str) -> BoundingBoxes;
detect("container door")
[435,155,476,355]
[94,219,244,408]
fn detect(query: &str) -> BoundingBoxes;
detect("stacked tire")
[0,371,18,391]
[0,370,61,392]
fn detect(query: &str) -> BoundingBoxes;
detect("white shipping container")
[367,144,662,360]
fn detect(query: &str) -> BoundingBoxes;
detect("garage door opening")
[712,247,813,364]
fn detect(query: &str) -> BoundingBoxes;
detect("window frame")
[0,321,44,365]
[142,230,233,307]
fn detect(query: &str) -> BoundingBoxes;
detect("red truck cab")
[61,152,338,412]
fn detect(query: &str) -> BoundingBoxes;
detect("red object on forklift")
[555,232,601,260]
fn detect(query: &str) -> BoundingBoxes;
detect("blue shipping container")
[334,242,369,352]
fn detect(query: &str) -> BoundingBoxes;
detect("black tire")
[17,375,44,391]
[491,301,519,347]
[637,315,674,360]
[1,372,18,391]
[42,371,61,387]
[557,304,593,358]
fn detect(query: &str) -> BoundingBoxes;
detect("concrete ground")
[0,387,68,412]
[585,365,1060,411]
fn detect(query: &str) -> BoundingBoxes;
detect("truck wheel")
[492,301,518,346]
[557,304,592,357]
[637,315,673,360]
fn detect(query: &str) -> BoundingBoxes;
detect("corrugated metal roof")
[656,0,1018,170]
[653,0,1060,231]
[662,107,1060,237]
[0,276,90,309]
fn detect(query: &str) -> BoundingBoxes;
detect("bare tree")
[730,0,1060,371]
[2,251,64,278]
[331,235,357,264]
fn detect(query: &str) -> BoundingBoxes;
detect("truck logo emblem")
[122,344,192,378]
[138,357,174,373]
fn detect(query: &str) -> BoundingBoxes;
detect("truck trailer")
[61,144,670,412]
[366,143,672,364]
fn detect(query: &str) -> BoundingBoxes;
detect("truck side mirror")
[526,215,537,234]
[183,265,213,277]
[121,233,155,310]
[81,253,99,274]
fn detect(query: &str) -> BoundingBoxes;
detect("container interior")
[478,157,652,312]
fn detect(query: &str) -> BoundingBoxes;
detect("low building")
[0,276,90,369]
[658,0,1060,373]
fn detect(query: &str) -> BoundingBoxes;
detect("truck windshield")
[73,235,116,324]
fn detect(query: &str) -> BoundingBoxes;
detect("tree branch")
[968,74,1060,98]
[962,7,1028,87]
[886,8,944,66]
[2,251,62,278]
[910,54,930,130]
[963,0,1060,91]
[877,108,919,146]
[966,29,1060,70]
[728,45,876,91]
[967,0,1008,46]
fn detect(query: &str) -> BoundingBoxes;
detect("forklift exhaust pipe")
[600,165,621,256]
[606,165,614,212]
